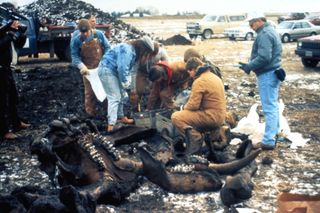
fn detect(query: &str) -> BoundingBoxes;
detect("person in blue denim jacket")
[98,36,158,132]
[239,12,282,150]
[70,19,110,117]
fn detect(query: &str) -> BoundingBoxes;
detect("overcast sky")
[3,0,320,14]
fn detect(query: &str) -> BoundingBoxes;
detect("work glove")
[239,62,251,74]
[80,66,90,75]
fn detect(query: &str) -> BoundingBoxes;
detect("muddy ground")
[0,18,320,212]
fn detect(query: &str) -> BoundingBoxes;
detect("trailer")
[0,6,110,62]
[18,17,111,62]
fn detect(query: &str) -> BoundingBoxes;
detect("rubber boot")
[184,126,203,155]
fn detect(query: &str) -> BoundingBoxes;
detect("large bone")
[206,149,262,175]
[220,158,258,207]
[138,148,223,193]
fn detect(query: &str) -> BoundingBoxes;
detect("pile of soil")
[18,0,146,42]
[161,34,193,45]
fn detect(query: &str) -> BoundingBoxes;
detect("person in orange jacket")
[146,60,190,110]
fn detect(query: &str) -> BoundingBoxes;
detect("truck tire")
[302,58,319,68]
[55,44,71,62]
[245,32,254,41]
[63,44,71,62]
[55,51,64,60]
[282,34,290,43]
[202,29,212,39]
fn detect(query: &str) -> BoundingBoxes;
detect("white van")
[186,14,247,39]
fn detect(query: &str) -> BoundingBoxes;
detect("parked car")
[306,15,320,26]
[276,20,320,43]
[186,13,246,39]
[224,22,255,41]
[224,20,277,41]
[295,34,320,68]
[278,12,307,23]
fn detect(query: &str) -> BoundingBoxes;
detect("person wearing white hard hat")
[97,36,159,132]
[238,12,283,150]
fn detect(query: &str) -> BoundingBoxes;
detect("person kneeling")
[171,62,226,155]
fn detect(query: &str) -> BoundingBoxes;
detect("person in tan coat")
[171,63,226,154]
[147,61,190,110]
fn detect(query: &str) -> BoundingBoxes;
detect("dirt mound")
[18,0,145,42]
[161,34,192,45]
[17,65,84,125]
[19,0,112,24]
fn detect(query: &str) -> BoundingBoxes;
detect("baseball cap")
[78,19,91,32]
[141,36,154,52]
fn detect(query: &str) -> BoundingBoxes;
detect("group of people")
[69,11,284,152]
[1,7,283,153]
[70,16,159,132]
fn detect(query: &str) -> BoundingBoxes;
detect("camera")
[0,6,28,37]
[0,6,24,22]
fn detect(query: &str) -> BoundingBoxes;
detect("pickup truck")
[295,35,320,68]
[186,14,246,39]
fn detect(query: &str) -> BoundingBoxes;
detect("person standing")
[0,4,30,140]
[84,14,113,40]
[98,36,158,132]
[171,62,226,155]
[238,12,282,150]
[85,14,97,29]
[103,24,113,40]
[70,19,110,117]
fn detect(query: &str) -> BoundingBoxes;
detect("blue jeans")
[257,70,281,146]
[98,66,125,125]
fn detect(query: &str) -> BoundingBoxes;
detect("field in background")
[120,16,200,39]
[120,14,280,39]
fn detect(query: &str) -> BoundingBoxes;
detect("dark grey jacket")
[248,22,282,75]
